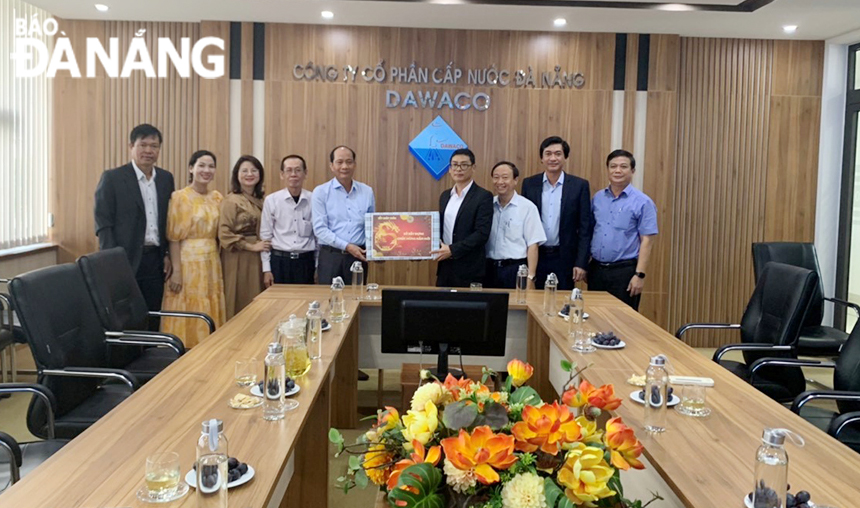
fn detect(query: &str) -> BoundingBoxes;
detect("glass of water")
[234,358,258,387]
[144,452,180,501]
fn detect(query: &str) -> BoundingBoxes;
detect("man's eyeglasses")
[450,163,473,170]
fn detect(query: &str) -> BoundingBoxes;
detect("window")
[837,44,860,330]
[0,0,51,250]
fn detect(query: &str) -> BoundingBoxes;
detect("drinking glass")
[676,384,711,417]
[234,358,258,387]
[144,452,180,501]
[366,283,381,300]
[470,283,483,291]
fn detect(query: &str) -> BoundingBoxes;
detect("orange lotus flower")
[562,380,622,411]
[440,426,517,485]
[506,359,534,387]
[603,417,645,470]
[386,439,441,490]
[511,401,582,455]
[377,406,400,431]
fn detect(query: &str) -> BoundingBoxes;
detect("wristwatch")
[635,272,646,279]
[527,274,536,281]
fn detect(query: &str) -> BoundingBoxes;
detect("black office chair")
[77,248,186,383]
[0,287,26,383]
[752,242,860,356]
[677,262,818,403]
[749,322,860,453]
[0,383,68,490]
[9,264,139,439]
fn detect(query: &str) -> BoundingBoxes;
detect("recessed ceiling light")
[554,18,567,27]
[657,3,696,11]
[783,25,798,34]
[94,3,108,11]
[321,10,334,19]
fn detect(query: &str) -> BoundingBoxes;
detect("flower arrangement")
[329,359,661,508]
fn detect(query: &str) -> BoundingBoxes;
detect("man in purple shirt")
[588,149,658,311]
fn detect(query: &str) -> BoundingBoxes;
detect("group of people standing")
[93,124,657,349]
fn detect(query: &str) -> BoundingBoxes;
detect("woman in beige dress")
[219,155,271,319]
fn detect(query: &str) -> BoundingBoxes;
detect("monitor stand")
[429,342,464,379]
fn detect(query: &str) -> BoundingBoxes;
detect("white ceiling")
[24,0,860,41]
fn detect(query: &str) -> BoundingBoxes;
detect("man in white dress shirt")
[260,155,317,285]
[485,161,546,289]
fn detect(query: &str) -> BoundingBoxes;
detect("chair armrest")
[675,323,741,339]
[749,357,836,379]
[41,367,139,391]
[824,296,860,316]
[0,431,22,483]
[790,390,860,413]
[713,343,793,362]
[0,383,57,439]
[105,331,185,355]
[828,411,860,442]
[150,310,216,334]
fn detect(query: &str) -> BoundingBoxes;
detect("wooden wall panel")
[198,21,231,192]
[670,38,774,347]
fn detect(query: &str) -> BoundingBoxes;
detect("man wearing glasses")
[312,145,375,285]
[260,155,316,285]
[485,161,546,289]
[431,148,493,287]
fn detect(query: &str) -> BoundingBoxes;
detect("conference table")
[0,285,858,508]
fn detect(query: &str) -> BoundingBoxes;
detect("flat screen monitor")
[381,289,509,378]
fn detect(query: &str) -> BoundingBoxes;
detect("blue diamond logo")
[409,116,468,180]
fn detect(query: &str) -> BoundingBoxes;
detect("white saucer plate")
[629,390,681,407]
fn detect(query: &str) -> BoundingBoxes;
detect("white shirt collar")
[494,191,519,208]
[131,160,156,183]
[451,180,474,198]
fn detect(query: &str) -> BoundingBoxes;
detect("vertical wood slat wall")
[50,21,824,345]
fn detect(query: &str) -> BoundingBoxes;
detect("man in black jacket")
[521,136,593,290]
[94,124,175,328]
[431,148,493,287]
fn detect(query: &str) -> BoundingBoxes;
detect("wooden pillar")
[330,312,359,429]
[282,378,330,508]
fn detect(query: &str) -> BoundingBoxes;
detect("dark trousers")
[587,258,640,311]
[271,251,315,284]
[485,260,526,289]
[535,249,574,291]
[436,262,483,288]
[136,247,165,331]
[317,245,367,285]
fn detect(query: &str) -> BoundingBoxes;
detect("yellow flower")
[574,415,604,446]
[411,382,452,411]
[377,406,400,431]
[362,443,394,486]
[507,359,534,387]
[401,400,439,448]
[603,417,645,471]
[557,443,617,507]
[501,472,548,508]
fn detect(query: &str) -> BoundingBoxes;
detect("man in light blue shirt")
[311,145,375,285]
[589,149,658,311]
[485,162,546,289]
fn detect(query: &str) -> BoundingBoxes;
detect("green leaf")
[442,401,478,431]
[387,463,445,508]
[481,401,509,430]
[329,428,344,444]
[560,360,573,372]
[336,476,346,482]
[544,478,564,507]
[354,468,369,489]
[558,495,577,508]
[348,455,361,471]
[510,386,542,406]
[504,375,513,393]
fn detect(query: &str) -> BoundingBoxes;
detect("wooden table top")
[0,296,360,508]
[531,302,860,508]
[3,285,857,508]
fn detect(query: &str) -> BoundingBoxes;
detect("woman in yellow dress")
[162,150,226,348]
[219,155,271,319]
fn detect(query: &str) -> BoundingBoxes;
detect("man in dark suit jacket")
[94,124,175,327]
[521,136,593,291]
[431,148,494,288]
